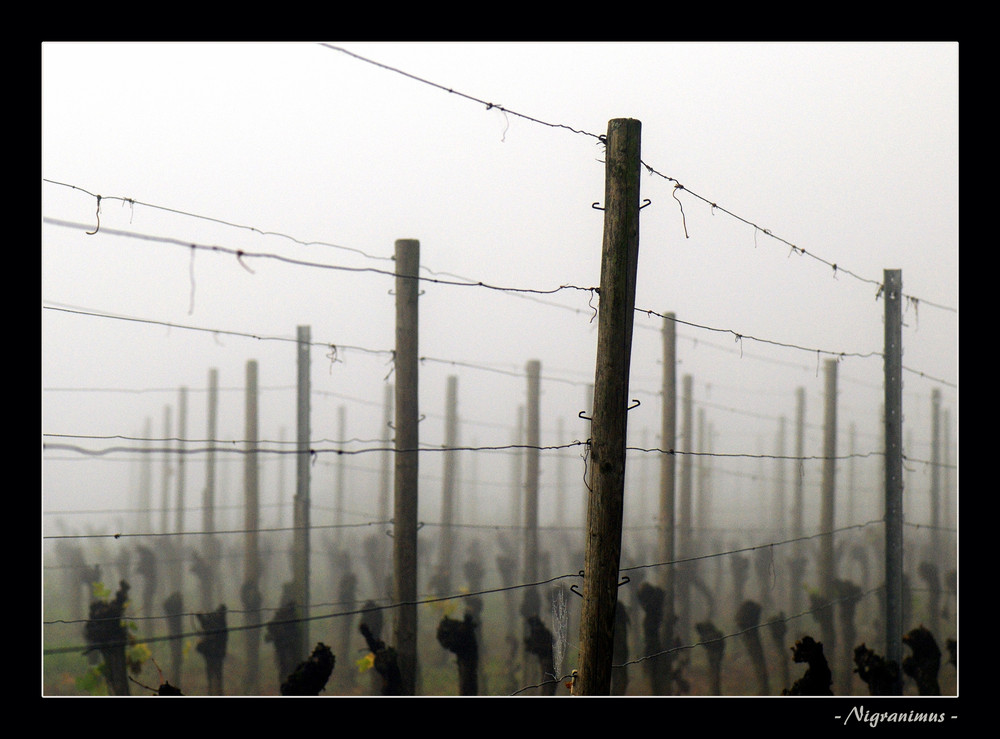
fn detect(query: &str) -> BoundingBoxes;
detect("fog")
[41,42,958,696]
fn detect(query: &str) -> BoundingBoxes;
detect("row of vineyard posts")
[54,118,954,696]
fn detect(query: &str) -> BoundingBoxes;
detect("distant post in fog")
[140,416,152,534]
[818,358,838,651]
[294,325,312,657]
[659,312,676,649]
[335,404,346,544]
[677,373,693,642]
[774,416,786,534]
[930,388,942,568]
[160,405,172,535]
[172,387,188,593]
[242,359,261,694]
[522,360,541,615]
[380,384,393,524]
[790,387,806,614]
[244,364,260,588]
[201,368,219,610]
[175,386,187,536]
[437,375,459,595]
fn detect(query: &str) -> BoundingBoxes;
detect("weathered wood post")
[818,358,838,653]
[241,359,261,694]
[522,359,541,617]
[883,268,904,694]
[393,238,420,695]
[139,416,152,534]
[175,386,187,549]
[657,311,677,693]
[294,325,312,657]
[678,373,693,641]
[336,404,346,544]
[437,376,459,595]
[790,387,807,614]
[160,405,172,535]
[200,368,219,611]
[576,118,642,695]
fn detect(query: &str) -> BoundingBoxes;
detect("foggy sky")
[41,41,958,541]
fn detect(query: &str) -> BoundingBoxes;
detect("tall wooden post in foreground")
[576,118,642,695]
[883,269,904,693]
[393,238,420,695]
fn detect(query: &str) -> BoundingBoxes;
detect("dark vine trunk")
[736,600,769,695]
[833,579,862,695]
[196,604,228,696]
[437,613,479,696]
[360,622,403,695]
[903,626,941,696]
[281,642,335,696]
[783,636,833,695]
[163,591,184,688]
[766,613,789,693]
[637,582,669,694]
[696,621,725,696]
[84,580,131,696]
[524,615,556,695]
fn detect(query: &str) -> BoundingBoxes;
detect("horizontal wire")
[43,217,596,300]
[42,569,585,657]
[44,522,892,636]
[44,216,954,385]
[43,303,393,359]
[43,437,894,467]
[42,518,392,542]
[318,44,607,143]
[45,291,947,391]
[43,178,396,265]
[44,178,596,320]
[319,43,956,316]
[640,306,882,363]
[45,181,955,390]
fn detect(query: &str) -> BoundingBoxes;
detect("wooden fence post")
[294,325,312,658]
[393,238,420,695]
[883,268,904,694]
[242,359,261,694]
[576,118,642,695]
[818,358,838,652]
